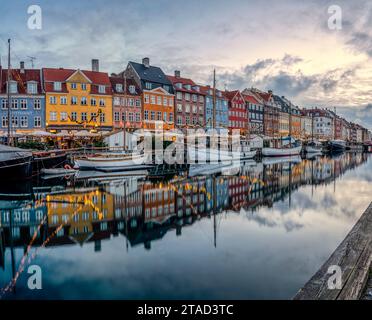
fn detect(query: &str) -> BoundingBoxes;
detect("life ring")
[64,164,73,170]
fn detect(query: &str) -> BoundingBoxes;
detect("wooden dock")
[294,202,372,300]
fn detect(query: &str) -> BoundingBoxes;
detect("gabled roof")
[128,61,172,86]
[242,93,260,105]
[109,76,141,96]
[167,75,205,95]
[42,68,112,94]
[0,68,42,95]
[223,90,242,101]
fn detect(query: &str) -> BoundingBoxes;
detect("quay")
[294,202,372,300]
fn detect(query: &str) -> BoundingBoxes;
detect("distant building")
[300,110,313,139]
[302,108,334,140]
[167,71,205,130]
[0,62,45,135]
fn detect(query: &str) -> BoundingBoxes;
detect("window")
[157,111,162,121]
[113,83,122,93]
[128,112,134,122]
[192,105,197,114]
[176,92,182,100]
[81,83,87,90]
[1,99,8,109]
[34,116,41,128]
[177,103,182,112]
[114,112,120,122]
[99,99,105,106]
[185,93,190,101]
[53,82,62,91]
[122,112,126,121]
[135,99,141,107]
[27,82,37,94]
[144,94,150,103]
[81,97,87,105]
[81,112,87,122]
[151,111,155,120]
[50,112,57,121]
[12,99,18,109]
[71,97,77,105]
[98,85,105,94]
[100,113,105,123]
[114,97,120,106]
[91,113,97,120]
[60,96,67,105]
[151,96,156,104]
[185,104,190,113]
[128,98,134,106]
[20,99,27,110]
[71,112,77,121]
[60,112,68,121]
[136,112,141,122]
[199,96,204,103]
[157,96,162,105]
[129,85,136,94]
[163,113,167,122]
[192,94,197,102]
[163,97,168,106]
[177,116,183,125]
[1,116,8,127]
[186,116,190,124]
[11,116,19,127]
[169,113,173,122]
[20,116,28,128]
[145,82,152,90]
[91,98,97,106]
[164,85,170,92]
[144,111,149,120]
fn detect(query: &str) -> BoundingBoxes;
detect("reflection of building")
[228,176,250,210]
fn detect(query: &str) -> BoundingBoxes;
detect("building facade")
[124,58,174,131]
[225,90,248,136]
[167,71,205,130]
[43,63,113,132]
[302,108,334,140]
[0,62,45,135]
[201,85,229,130]
[242,92,264,135]
[110,76,142,131]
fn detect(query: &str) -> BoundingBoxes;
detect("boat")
[262,145,302,157]
[327,140,346,152]
[74,153,152,171]
[305,140,323,154]
[0,144,33,181]
[41,168,77,176]
[32,150,68,173]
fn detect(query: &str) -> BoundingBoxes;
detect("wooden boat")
[262,145,302,157]
[0,144,33,181]
[32,150,67,173]
[74,153,151,171]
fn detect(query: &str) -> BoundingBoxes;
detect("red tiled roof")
[0,68,42,94]
[223,90,240,100]
[42,68,112,94]
[242,93,260,104]
[255,92,271,103]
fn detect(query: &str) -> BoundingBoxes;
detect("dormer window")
[185,84,191,90]
[8,81,18,94]
[27,82,37,94]
[194,86,200,92]
[98,85,106,94]
[145,82,152,90]
[129,85,136,94]
[176,83,183,89]
[115,84,123,92]
[53,82,62,91]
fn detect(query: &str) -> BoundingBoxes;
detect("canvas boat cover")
[0,144,33,162]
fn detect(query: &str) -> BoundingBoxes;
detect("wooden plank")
[294,202,372,300]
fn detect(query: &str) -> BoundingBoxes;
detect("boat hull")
[32,153,68,173]
[305,146,323,154]
[240,150,257,160]
[0,156,33,181]
[262,146,302,157]
[75,155,149,171]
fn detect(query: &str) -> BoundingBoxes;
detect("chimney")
[20,61,25,74]
[142,57,150,68]
[175,70,181,78]
[92,59,99,72]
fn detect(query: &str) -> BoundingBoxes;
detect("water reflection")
[0,152,370,299]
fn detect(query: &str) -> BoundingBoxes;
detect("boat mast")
[7,39,12,146]
[123,73,127,151]
[212,69,216,129]
[333,107,336,140]
[289,104,292,148]
[311,112,314,142]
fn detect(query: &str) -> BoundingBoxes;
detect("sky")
[0,0,371,129]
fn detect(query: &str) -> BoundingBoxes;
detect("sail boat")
[262,100,302,157]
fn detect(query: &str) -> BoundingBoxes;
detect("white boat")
[241,150,257,160]
[74,153,151,171]
[262,145,302,157]
[305,141,323,154]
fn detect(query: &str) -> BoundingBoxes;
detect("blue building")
[201,85,229,130]
[0,62,45,136]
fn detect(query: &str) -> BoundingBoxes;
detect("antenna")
[27,56,36,69]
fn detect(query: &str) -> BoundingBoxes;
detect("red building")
[225,90,248,136]
[167,71,205,130]
[110,76,142,131]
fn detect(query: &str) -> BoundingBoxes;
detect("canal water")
[0,153,371,299]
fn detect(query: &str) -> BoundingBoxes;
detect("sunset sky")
[1,0,371,128]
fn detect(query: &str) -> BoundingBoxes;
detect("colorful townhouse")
[201,85,229,131]
[242,91,264,135]
[167,70,205,130]
[123,58,174,131]
[0,62,45,136]
[225,90,248,136]
[300,110,313,139]
[110,76,142,131]
[42,61,113,132]
[302,108,334,140]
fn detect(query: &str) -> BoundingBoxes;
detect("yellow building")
[279,110,289,137]
[42,67,113,132]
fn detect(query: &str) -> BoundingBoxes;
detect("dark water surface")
[0,153,371,299]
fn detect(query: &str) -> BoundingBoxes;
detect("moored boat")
[304,140,323,154]
[327,140,346,152]
[262,145,302,157]
[0,144,33,181]
[32,150,68,173]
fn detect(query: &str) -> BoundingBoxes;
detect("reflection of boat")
[75,169,148,181]
[262,155,301,166]
[0,144,33,181]
[262,146,302,157]
[189,162,232,177]
[74,153,152,171]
